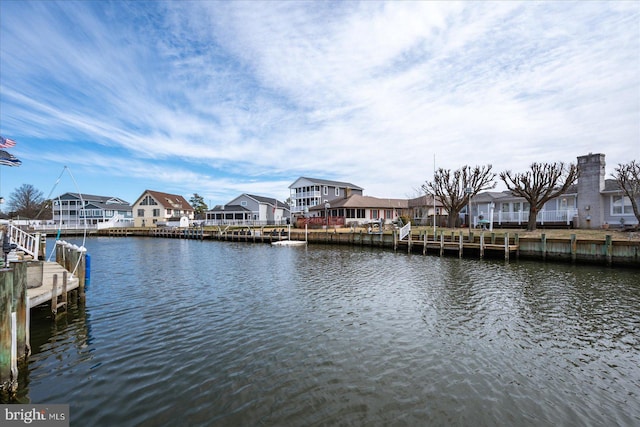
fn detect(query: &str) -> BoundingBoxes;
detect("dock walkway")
[27,261,80,309]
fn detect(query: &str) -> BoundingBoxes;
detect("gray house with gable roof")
[52,192,132,228]
[289,177,364,215]
[204,193,290,226]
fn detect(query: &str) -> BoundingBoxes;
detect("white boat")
[272,239,306,247]
[271,223,307,247]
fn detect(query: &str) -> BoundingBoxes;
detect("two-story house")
[52,193,132,228]
[205,194,289,226]
[132,190,194,227]
[289,177,364,215]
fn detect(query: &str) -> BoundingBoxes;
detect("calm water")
[5,237,640,426]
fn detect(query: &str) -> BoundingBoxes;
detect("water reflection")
[5,238,640,426]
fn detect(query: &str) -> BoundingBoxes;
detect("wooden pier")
[1,242,87,395]
[96,226,639,266]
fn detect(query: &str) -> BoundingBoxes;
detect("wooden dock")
[27,262,80,309]
[1,242,87,395]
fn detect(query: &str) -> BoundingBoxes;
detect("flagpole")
[433,154,436,237]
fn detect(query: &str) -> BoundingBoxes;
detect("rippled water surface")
[6,237,640,426]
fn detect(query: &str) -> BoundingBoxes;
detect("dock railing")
[5,224,41,259]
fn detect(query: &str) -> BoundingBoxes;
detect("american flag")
[0,136,17,148]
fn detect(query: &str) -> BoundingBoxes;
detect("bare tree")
[500,162,579,231]
[422,165,496,228]
[7,183,46,218]
[612,160,640,225]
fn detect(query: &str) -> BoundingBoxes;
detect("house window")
[385,209,392,218]
[140,195,158,206]
[335,187,340,196]
[612,196,633,215]
[357,209,365,218]
[152,209,160,217]
[513,202,521,212]
[371,209,379,219]
[137,209,144,217]
[241,201,247,206]
[501,203,510,213]
[323,186,328,195]
[167,209,172,215]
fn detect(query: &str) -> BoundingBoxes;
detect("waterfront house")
[408,194,446,226]
[289,177,364,215]
[306,194,410,228]
[204,194,289,226]
[469,153,638,229]
[52,192,133,228]
[132,190,194,227]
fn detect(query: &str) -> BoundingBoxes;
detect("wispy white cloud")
[0,1,638,204]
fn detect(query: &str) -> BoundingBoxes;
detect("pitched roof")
[244,194,289,210]
[603,179,626,193]
[408,194,443,208]
[309,194,408,210]
[289,177,364,191]
[208,204,251,213]
[57,192,129,205]
[135,190,194,211]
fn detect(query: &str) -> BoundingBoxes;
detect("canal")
[4,237,640,426]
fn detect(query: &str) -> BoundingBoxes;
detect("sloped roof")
[57,192,129,205]
[244,194,289,210]
[208,204,251,213]
[135,190,194,211]
[408,194,444,208]
[603,179,626,193]
[309,194,408,210]
[289,177,364,191]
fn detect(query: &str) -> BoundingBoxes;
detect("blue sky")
[1,1,638,208]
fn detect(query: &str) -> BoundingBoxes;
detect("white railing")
[202,219,290,227]
[399,222,411,240]
[6,224,40,258]
[479,208,578,226]
[96,214,134,230]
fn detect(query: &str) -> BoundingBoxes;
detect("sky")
[1,1,638,209]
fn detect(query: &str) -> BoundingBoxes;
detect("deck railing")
[475,208,578,227]
[6,224,41,258]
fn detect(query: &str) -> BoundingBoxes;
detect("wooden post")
[541,233,546,260]
[76,247,87,303]
[440,232,444,257]
[458,231,463,258]
[12,262,29,359]
[55,241,63,265]
[407,231,412,254]
[0,268,14,391]
[423,231,427,255]
[504,232,509,261]
[393,230,397,251]
[469,231,474,243]
[51,274,58,315]
[570,234,577,262]
[62,271,68,310]
[515,233,520,259]
[605,235,612,266]
[491,232,496,245]
[480,232,485,258]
